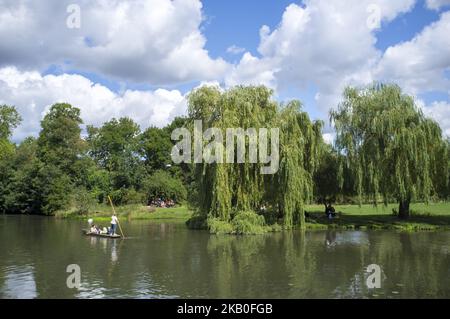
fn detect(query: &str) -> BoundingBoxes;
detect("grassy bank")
[55,204,193,222]
[55,202,450,232]
[304,202,450,231]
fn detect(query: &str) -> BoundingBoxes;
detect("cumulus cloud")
[0,0,229,85]
[374,11,450,95]
[0,67,187,141]
[225,0,450,136]
[426,0,450,10]
[422,100,450,137]
[374,11,450,135]
[226,45,245,55]
[226,0,416,113]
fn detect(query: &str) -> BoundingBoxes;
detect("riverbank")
[304,202,450,231]
[54,202,450,231]
[54,204,192,222]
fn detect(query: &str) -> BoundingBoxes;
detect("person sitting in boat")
[90,224,100,234]
[101,227,108,234]
[109,213,119,235]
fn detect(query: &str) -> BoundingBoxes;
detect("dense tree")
[142,170,187,204]
[37,103,84,175]
[187,86,323,230]
[432,139,450,200]
[331,84,445,219]
[0,105,22,160]
[140,126,172,172]
[0,105,21,139]
[87,117,143,194]
[1,84,448,221]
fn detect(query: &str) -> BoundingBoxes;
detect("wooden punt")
[82,229,121,239]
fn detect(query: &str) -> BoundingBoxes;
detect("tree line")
[0,84,449,227]
[0,103,189,215]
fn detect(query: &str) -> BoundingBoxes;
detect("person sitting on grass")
[325,204,336,219]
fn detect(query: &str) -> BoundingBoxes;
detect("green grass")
[55,204,193,222]
[304,202,450,231]
[56,202,450,231]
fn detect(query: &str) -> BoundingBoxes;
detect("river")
[0,215,449,299]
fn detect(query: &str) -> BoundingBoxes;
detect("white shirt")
[111,216,118,225]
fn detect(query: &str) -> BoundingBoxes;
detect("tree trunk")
[398,200,410,219]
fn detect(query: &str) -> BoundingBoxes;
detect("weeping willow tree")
[185,85,323,232]
[331,84,446,219]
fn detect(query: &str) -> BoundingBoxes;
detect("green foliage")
[37,165,73,215]
[0,104,22,139]
[206,211,268,235]
[1,84,448,225]
[187,86,323,229]
[142,170,187,204]
[140,126,172,171]
[0,105,21,161]
[207,217,235,234]
[87,117,145,192]
[73,187,96,215]
[37,103,84,175]
[331,84,446,218]
[231,211,267,234]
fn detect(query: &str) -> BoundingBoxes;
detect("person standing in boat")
[109,213,119,235]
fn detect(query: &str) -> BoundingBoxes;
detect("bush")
[231,211,267,235]
[124,188,146,205]
[143,170,187,204]
[203,211,269,235]
[73,187,96,215]
[207,217,234,234]
[109,188,145,205]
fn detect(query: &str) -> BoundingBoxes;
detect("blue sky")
[0,0,449,140]
[200,0,448,121]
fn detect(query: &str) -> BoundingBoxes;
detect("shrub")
[142,170,187,204]
[74,187,96,215]
[207,217,234,234]
[231,211,267,235]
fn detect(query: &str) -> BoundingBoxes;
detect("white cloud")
[0,67,187,141]
[374,11,450,95]
[0,0,229,85]
[226,45,246,55]
[422,100,450,137]
[426,0,450,10]
[226,0,416,113]
[226,52,278,88]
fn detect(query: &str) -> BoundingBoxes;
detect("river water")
[0,215,449,299]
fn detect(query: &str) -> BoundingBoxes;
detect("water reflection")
[0,216,449,298]
[1,265,37,299]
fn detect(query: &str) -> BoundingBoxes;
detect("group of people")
[150,198,175,208]
[89,213,119,235]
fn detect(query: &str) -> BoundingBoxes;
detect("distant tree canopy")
[187,86,324,229]
[0,105,22,160]
[0,84,448,223]
[331,84,448,218]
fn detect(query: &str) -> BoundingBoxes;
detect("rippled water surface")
[0,215,449,298]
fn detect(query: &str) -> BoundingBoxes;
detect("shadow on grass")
[306,211,450,230]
